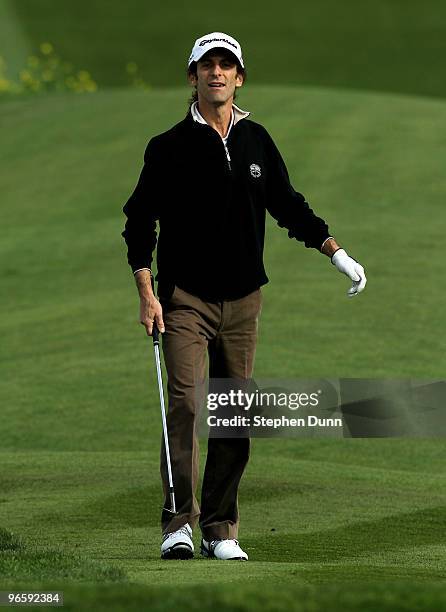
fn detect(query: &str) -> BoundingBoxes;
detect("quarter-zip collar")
[190,101,250,144]
[190,101,250,170]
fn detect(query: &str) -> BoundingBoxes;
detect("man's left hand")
[331,249,367,297]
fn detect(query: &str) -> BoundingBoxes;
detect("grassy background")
[1,1,446,609]
[1,85,446,610]
[2,0,446,97]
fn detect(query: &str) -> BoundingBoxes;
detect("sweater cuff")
[133,267,151,276]
[320,236,334,251]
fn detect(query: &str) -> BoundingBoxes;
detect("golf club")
[151,303,177,515]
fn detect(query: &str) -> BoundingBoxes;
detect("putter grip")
[152,322,159,343]
[150,274,159,343]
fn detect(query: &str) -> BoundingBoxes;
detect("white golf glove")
[331,249,367,297]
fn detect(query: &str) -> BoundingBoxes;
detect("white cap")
[188,32,244,68]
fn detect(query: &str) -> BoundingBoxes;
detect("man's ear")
[235,73,244,88]
[188,72,197,87]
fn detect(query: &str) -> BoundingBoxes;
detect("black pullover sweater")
[122,111,330,301]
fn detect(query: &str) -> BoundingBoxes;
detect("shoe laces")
[209,538,239,552]
[163,525,191,542]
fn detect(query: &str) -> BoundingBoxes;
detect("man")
[122,32,366,561]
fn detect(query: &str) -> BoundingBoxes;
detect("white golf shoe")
[200,538,248,560]
[161,523,194,560]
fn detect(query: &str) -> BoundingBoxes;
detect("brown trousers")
[158,284,262,541]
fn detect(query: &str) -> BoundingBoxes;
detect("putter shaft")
[153,323,176,514]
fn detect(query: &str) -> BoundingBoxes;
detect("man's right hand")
[134,269,165,335]
[139,296,165,336]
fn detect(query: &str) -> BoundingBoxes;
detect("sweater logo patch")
[250,163,261,178]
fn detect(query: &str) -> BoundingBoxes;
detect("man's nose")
[210,64,223,76]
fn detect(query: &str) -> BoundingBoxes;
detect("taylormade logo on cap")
[199,37,237,49]
[188,32,244,68]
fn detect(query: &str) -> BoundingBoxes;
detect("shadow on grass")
[0,527,125,583]
[35,484,162,529]
[244,505,446,562]
[0,526,25,552]
[75,474,327,529]
[86,485,162,528]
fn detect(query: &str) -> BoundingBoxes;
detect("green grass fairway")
[1,445,446,610]
[2,0,446,98]
[1,85,446,609]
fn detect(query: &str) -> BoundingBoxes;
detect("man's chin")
[203,95,233,107]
